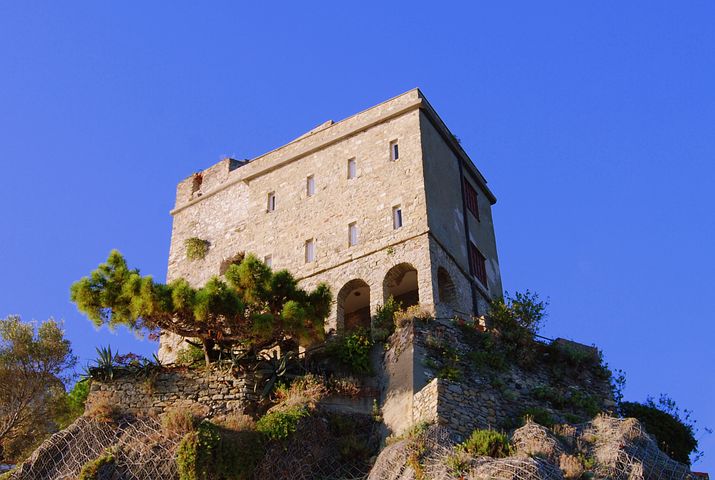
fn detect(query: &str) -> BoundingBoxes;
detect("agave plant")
[252,351,301,398]
[90,345,118,381]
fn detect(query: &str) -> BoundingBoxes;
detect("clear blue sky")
[1,1,713,469]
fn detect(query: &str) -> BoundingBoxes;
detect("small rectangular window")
[348,222,358,246]
[347,158,357,179]
[463,179,479,221]
[264,255,272,268]
[469,242,487,287]
[392,205,403,229]
[267,192,276,212]
[305,239,315,263]
[390,140,399,161]
[306,175,315,197]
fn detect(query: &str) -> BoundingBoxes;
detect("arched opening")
[337,279,371,332]
[437,267,457,308]
[383,263,419,308]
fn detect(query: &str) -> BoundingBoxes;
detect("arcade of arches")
[336,263,429,332]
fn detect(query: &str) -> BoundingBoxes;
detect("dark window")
[390,140,399,161]
[464,179,479,220]
[393,205,403,229]
[469,243,487,287]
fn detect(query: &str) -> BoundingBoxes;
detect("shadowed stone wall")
[86,367,256,418]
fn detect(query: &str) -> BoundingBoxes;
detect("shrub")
[273,374,327,409]
[255,407,308,441]
[423,335,462,380]
[328,328,373,374]
[327,375,361,397]
[458,429,512,458]
[177,420,263,480]
[621,395,700,464]
[559,453,584,479]
[185,238,210,261]
[394,304,432,328]
[568,390,601,418]
[213,412,256,432]
[372,296,401,341]
[56,380,91,429]
[444,449,472,477]
[488,291,548,345]
[86,398,121,423]
[176,344,206,367]
[521,408,556,428]
[77,449,115,480]
[338,434,372,462]
[162,407,200,436]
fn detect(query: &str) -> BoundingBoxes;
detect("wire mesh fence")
[6,413,696,480]
[9,416,181,480]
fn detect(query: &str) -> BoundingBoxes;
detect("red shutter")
[469,242,488,287]
[463,179,480,220]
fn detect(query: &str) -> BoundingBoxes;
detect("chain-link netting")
[589,415,692,480]
[8,416,181,480]
[370,417,695,480]
[254,413,380,480]
[7,413,695,480]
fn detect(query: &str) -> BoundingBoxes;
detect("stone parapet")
[86,366,256,418]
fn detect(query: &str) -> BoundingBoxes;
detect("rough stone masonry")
[159,89,504,363]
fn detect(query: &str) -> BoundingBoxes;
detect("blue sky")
[1,1,713,469]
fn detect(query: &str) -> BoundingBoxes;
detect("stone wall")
[384,318,614,440]
[86,367,256,418]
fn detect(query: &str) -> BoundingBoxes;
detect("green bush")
[328,328,373,374]
[56,380,91,429]
[568,390,601,418]
[185,238,210,261]
[489,291,548,338]
[372,296,401,341]
[621,396,700,464]
[423,335,462,381]
[177,420,263,480]
[77,449,115,480]
[521,407,556,428]
[458,429,512,458]
[255,407,308,441]
[176,344,206,367]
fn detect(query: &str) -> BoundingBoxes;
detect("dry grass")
[559,453,584,479]
[394,305,433,328]
[327,375,361,397]
[274,374,327,410]
[160,407,200,436]
[86,399,121,424]
[511,420,563,462]
[213,412,256,432]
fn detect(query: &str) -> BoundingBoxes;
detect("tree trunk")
[202,339,214,366]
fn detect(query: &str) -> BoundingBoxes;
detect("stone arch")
[383,263,419,308]
[437,267,457,308]
[336,279,371,332]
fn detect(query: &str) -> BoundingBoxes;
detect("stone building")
[159,89,502,361]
